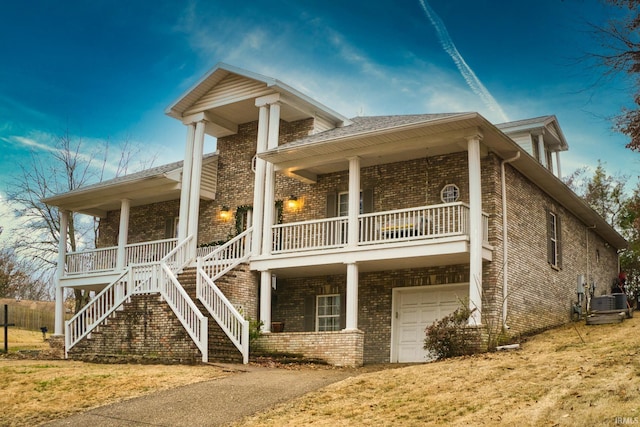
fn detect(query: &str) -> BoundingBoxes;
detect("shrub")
[424,304,479,360]
[248,318,263,348]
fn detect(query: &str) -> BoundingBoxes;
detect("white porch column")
[251,104,269,256]
[261,101,281,255]
[345,262,359,330]
[54,210,69,336]
[116,199,130,270]
[467,135,483,325]
[537,133,547,169]
[187,120,207,258]
[178,123,196,243]
[555,151,562,179]
[259,270,272,332]
[347,156,361,248]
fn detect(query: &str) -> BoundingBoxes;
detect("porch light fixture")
[219,206,232,221]
[286,195,300,211]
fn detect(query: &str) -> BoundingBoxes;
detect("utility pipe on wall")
[500,152,520,330]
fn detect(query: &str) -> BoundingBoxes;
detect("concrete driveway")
[43,364,359,426]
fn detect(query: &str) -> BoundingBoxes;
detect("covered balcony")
[251,202,491,277]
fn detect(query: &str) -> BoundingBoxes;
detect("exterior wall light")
[286,195,299,211]
[219,206,232,221]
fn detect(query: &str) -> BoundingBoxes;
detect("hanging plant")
[234,204,252,236]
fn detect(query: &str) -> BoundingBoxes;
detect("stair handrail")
[64,268,132,356]
[155,235,208,362]
[197,259,249,364]
[65,235,209,362]
[200,228,253,281]
[197,228,253,364]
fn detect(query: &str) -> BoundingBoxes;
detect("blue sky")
[0,0,637,232]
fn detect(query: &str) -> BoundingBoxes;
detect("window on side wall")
[316,294,341,331]
[547,210,562,269]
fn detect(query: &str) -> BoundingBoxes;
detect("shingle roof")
[46,152,217,198]
[278,113,470,149]
[495,115,555,129]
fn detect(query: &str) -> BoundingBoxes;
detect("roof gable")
[165,63,351,138]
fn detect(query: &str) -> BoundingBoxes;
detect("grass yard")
[1,328,51,353]
[3,317,640,426]
[236,317,640,426]
[0,330,228,427]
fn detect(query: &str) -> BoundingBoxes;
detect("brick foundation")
[67,294,202,364]
[255,330,364,367]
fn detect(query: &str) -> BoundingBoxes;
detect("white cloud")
[0,192,26,248]
[418,0,509,122]
[1,131,139,180]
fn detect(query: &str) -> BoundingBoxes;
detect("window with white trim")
[316,294,341,331]
[547,210,562,269]
[549,213,558,265]
[337,191,363,216]
[440,184,460,203]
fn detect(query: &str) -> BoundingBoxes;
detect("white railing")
[65,269,131,355]
[197,245,219,258]
[360,202,470,245]
[272,216,348,254]
[270,203,487,254]
[153,260,208,362]
[66,247,118,274]
[125,238,178,265]
[65,238,178,276]
[65,236,209,362]
[199,228,253,282]
[197,229,252,364]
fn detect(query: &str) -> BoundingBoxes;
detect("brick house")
[45,63,626,366]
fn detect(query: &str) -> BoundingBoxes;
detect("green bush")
[424,304,479,360]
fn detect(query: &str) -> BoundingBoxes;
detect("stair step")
[176,267,243,363]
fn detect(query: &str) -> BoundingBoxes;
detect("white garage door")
[393,284,468,363]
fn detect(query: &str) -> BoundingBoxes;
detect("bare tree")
[6,129,151,310]
[589,0,640,150]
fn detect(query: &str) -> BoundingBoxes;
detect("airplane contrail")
[418,0,509,122]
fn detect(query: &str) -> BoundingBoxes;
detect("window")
[441,184,460,203]
[316,294,341,331]
[547,211,562,269]
[337,191,363,216]
[164,217,179,239]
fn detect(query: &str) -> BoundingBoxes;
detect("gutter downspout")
[586,225,596,312]
[501,152,520,330]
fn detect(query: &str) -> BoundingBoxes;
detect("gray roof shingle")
[278,113,470,149]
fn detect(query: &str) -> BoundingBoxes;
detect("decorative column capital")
[180,111,210,126]
[465,132,484,143]
[255,93,281,107]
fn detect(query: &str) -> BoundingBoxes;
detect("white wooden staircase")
[64,229,252,364]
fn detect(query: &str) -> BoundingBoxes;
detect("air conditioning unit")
[592,295,615,311]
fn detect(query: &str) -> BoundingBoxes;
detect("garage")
[391,283,469,363]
